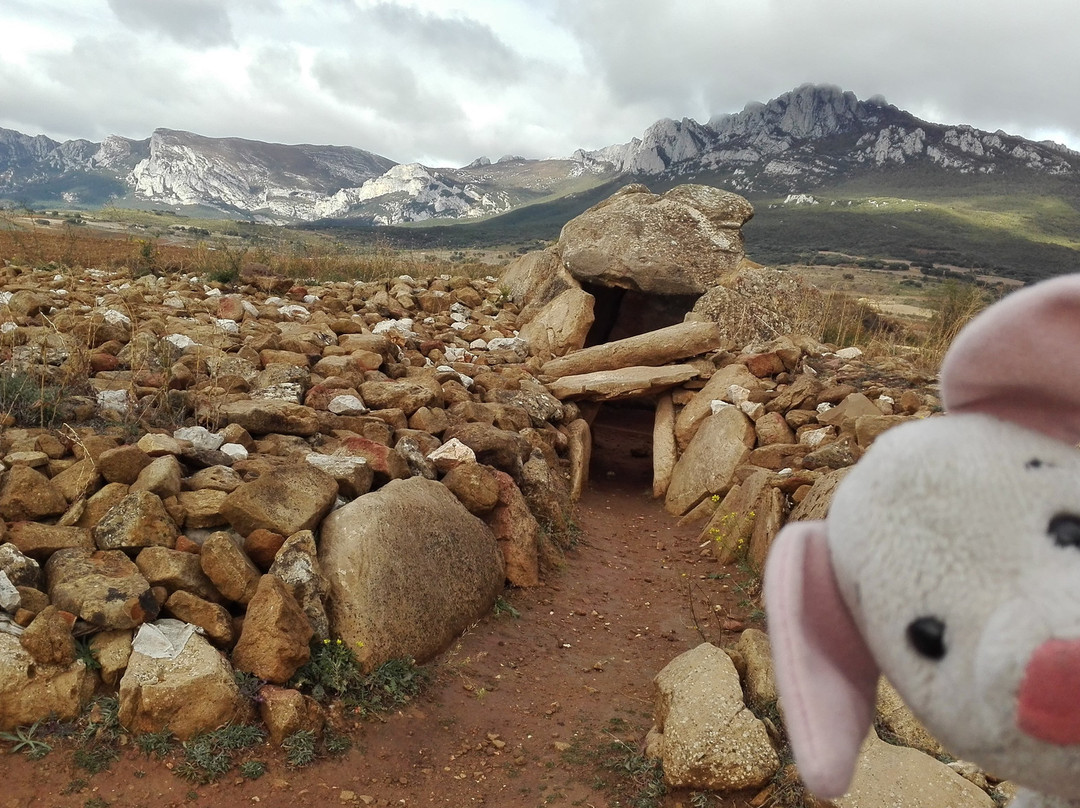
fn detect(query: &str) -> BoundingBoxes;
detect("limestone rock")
[89,629,134,687]
[498,248,579,312]
[518,287,595,360]
[547,364,699,402]
[221,463,337,537]
[441,462,501,515]
[541,321,723,379]
[0,633,95,731]
[565,418,591,503]
[665,407,754,516]
[651,643,778,791]
[200,531,261,605]
[164,590,235,647]
[93,490,179,551]
[559,184,752,296]
[652,393,677,499]
[442,423,532,482]
[230,574,313,684]
[690,267,822,345]
[6,523,94,561]
[46,548,159,629]
[484,471,542,587]
[788,467,852,522]
[729,628,776,707]
[269,530,330,641]
[50,458,102,503]
[0,542,41,588]
[0,465,67,521]
[319,477,504,670]
[258,685,325,746]
[175,489,230,529]
[19,605,78,665]
[835,733,994,808]
[131,454,183,500]
[674,363,762,451]
[213,399,320,437]
[118,629,249,740]
[96,444,153,485]
[876,678,945,758]
[135,546,222,602]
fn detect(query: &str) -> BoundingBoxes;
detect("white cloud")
[0,0,1078,162]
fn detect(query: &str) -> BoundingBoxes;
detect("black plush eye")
[1049,514,1080,549]
[907,616,947,660]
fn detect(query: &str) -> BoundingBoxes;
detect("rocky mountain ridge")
[2,84,1077,223]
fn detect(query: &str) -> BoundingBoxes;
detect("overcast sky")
[1,0,1077,168]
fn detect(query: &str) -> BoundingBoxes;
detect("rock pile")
[0,259,583,737]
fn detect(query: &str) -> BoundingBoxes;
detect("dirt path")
[3,414,762,808]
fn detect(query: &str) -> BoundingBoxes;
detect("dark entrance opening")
[588,400,656,494]
[582,283,700,347]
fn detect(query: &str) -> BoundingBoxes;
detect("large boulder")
[558,184,753,296]
[319,477,504,670]
[118,627,250,740]
[649,642,778,791]
[665,406,754,516]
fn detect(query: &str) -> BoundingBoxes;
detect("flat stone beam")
[540,321,723,379]
[546,365,699,402]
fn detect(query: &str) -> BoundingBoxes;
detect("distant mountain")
[577,83,1078,191]
[2,84,1078,223]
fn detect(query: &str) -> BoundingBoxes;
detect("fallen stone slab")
[541,321,723,378]
[546,364,699,402]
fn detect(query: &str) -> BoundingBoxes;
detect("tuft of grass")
[289,638,429,715]
[0,371,67,429]
[135,728,176,758]
[0,720,53,759]
[493,595,521,619]
[73,745,120,774]
[238,760,267,780]
[174,724,267,784]
[281,730,318,768]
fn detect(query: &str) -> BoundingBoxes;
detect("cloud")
[106,0,235,48]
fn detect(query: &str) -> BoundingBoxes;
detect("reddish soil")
[2,410,762,808]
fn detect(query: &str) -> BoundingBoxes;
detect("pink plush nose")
[1017,637,1080,745]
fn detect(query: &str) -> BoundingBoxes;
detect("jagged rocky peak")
[708,83,877,140]
[464,156,492,168]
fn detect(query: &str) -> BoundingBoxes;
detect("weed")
[602,738,667,808]
[238,760,267,780]
[62,778,88,795]
[78,696,122,743]
[175,724,267,784]
[282,730,317,768]
[289,638,429,715]
[0,720,53,759]
[84,798,110,808]
[0,370,66,428]
[73,745,120,774]
[690,792,714,808]
[135,728,176,758]
[323,730,352,757]
[493,595,521,619]
[234,670,264,704]
[75,637,101,672]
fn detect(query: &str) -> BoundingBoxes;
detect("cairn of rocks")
[0,257,583,740]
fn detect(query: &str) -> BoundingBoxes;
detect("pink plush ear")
[764,521,880,799]
[941,274,1080,445]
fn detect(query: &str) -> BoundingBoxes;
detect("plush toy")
[764,274,1080,808]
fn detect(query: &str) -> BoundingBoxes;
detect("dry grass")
[0,218,498,284]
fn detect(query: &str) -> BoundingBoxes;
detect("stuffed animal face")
[765,274,1080,801]
[831,414,1080,797]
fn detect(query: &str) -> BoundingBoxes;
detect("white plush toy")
[764,274,1080,808]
